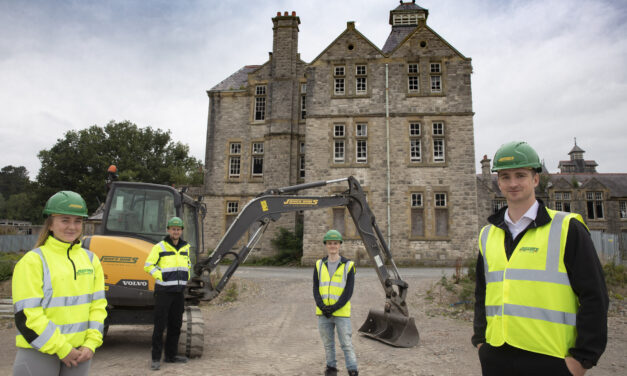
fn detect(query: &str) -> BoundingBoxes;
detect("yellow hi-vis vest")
[12,236,107,359]
[315,259,355,317]
[479,209,584,358]
[144,240,191,291]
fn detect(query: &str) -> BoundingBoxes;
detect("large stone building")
[203,2,478,266]
[477,142,627,262]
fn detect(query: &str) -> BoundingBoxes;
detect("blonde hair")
[34,216,84,248]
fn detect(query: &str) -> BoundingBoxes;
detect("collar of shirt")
[504,200,539,240]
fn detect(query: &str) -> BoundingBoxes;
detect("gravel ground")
[0,267,625,375]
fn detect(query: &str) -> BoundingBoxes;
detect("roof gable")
[310,22,383,64]
[386,24,469,60]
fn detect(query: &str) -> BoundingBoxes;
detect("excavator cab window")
[104,186,176,243]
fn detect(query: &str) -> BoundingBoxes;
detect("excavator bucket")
[358,309,419,348]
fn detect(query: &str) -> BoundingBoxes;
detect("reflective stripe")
[84,249,94,263]
[149,267,160,275]
[319,281,344,288]
[92,291,106,300]
[505,269,570,285]
[29,321,57,350]
[161,267,190,273]
[156,279,188,286]
[486,305,502,317]
[144,262,152,267]
[88,321,105,334]
[59,321,89,334]
[504,303,576,326]
[481,226,504,284]
[47,293,93,308]
[321,294,341,300]
[33,248,53,309]
[14,297,42,311]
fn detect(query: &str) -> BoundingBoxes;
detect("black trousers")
[151,290,185,361]
[479,343,572,376]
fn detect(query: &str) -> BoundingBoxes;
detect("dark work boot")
[325,365,338,376]
[164,355,188,363]
[348,371,358,376]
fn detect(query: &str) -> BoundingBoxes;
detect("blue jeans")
[317,315,358,372]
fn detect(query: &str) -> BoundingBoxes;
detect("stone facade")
[203,3,478,265]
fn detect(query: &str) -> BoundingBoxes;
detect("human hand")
[61,348,81,368]
[322,306,333,318]
[477,343,483,350]
[565,357,586,376]
[76,347,94,363]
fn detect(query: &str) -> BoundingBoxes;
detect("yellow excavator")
[83,175,419,358]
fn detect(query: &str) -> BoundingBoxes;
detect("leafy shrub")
[0,252,23,281]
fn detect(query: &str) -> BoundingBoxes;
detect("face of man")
[50,215,84,243]
[167,226,183,241]
[497,168,539,207]
[325,240,341,257]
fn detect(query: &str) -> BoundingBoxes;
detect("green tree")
[4,192,42,223]
[0,165,33,200]
[37,121,203,213]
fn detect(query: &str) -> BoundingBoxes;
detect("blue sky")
[1,0,626,178]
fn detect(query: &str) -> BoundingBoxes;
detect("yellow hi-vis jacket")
[12,236,107,359]
[144,239,190,292]
[315,259,355,317]
[479,209,584,358]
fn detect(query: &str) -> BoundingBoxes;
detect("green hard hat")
[167,216,184,229]
[42,191,88,218]
[492,141,542,172]
[323,229,343,244]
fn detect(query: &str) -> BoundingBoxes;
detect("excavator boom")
[188,176,419,347]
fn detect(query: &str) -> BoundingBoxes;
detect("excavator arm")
[188,176,419,347]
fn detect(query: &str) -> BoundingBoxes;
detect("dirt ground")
[0,267,625,375]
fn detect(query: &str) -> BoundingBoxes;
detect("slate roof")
[382,25,416,54]
[569,144,585,154]
[392,1,428,12]
[210,65,260,91]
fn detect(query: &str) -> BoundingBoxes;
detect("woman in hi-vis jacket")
[12,191,107,376]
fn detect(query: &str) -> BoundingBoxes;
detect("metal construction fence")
[590,231,623,265]
[0,235,38,253]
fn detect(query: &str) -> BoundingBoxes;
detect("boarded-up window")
[333,208,345,235]
[435,209,448,236]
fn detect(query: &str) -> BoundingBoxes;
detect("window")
[554,191,571,212]
[228,142,241,177]
[408,63,419,93]
[333,124,345,163]
[586,191,604,219]
[254,85,266,121]
[409,122,421,162]
[392,13,418,25]
[251,142,264,177]
[334,66,345,95]
[356,65,367,95]
[435,192,448,236]
[333,208,346,235]
[300,83,307,120]
[432,122,445,163]
[356,123,367,163]
[620,201,627,219]
[299,141,306,179]
[430,64,441,93]
[410,193,424,237]
[432,122,444,135]
[225,201,239,230]
[492,199,506,213]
